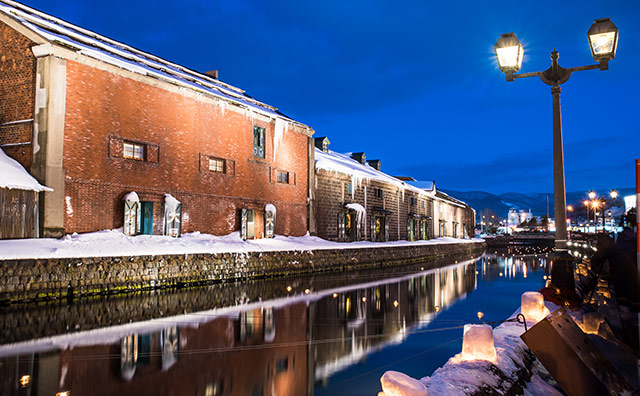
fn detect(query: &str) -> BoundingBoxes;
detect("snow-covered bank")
[0,229,484,260]
[378,301,563,396]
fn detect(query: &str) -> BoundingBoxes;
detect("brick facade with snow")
[0,20,35,168]
[0,2,314,239]
[313,138,475,242]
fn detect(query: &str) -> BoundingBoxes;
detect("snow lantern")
[521,292,550,323]
[581,312,605,334]
[379,371,428,396]
[460,324,496,363]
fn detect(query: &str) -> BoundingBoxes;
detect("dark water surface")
[0,249,550,396]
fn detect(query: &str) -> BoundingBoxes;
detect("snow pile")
[265,203,276,216]
[419,301,561,396]
[315,149,433,199]
[378,371,428,396]
[123,191,139,202]
[164,194,180,213]
[0,147,51,191]
[345,203,366,224]
[0,229,483,260]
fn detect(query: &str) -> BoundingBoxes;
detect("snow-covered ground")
[0,229,483,260]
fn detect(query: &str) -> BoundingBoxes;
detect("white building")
[507,208,533,227]
[624,195,636,213]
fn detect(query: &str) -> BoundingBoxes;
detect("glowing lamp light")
[286,286,292,292]
[477,311,484,321]
[587,18,618,63]
[362,297,367,302]
[304,288,311,294]
[494,33,524,74]
[393,300,399,308]
[459,324,497,363]
[521,291,550,323]
[379,371,428,396]
[588,190,596,200]
[20,375,30,387]
[610,189,618,199]
[332,292,338,298]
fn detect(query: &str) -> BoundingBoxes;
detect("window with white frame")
[208,157,225,173]
[123,141,145,160]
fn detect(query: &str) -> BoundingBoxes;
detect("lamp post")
[583,200,591,232]
[494,18,619,292]
[587,190,598,234]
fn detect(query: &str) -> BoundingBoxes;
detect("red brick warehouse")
[0,0,315,239]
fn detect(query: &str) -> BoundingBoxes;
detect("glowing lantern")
[587,18,618,63]
[580,312,605,334]
[494,33,524,74]
[521,292,550,323]
[378,371,428,396]
[459,324,496,363]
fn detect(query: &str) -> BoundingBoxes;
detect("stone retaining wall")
[0,241,485,303]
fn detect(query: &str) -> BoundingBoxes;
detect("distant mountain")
[442,188,634,219]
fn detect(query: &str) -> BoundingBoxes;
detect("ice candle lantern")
[460,324,496,362]
[521,292,550,323]
[378,371,428,396]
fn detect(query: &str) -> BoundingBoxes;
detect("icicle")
[273,118,287,161]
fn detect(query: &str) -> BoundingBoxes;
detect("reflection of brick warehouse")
[311,264,476,380]
[0,1,313,238]
[8,302,309,396]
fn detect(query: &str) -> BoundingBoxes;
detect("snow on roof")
[435,190,470,208]
[0,147,51,191]
[314,148,433,197]
[407,180,435,192]
[0,0,311,131]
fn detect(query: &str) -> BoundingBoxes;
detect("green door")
[141,201,154,235]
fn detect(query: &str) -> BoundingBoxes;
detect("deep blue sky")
[21,0,640,193]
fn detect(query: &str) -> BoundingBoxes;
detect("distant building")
[313,140,434,242]
[507,208,533,227]
[624,195,636,213]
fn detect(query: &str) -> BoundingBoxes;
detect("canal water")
[0,248,551,396]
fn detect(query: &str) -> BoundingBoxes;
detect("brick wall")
[62,60,309,236]
[0,21,36,168]
[315,170,433,241]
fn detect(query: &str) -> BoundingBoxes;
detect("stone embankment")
[0,240,485,303]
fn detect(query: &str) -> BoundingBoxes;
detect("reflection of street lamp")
[494,18,618,292]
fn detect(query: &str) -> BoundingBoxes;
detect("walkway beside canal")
[0,230,485,303]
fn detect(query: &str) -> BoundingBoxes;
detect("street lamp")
[494,18,618,292]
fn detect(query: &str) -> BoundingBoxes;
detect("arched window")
[123,192,140,236]
[265,204,276,238]
[164,194,182,237]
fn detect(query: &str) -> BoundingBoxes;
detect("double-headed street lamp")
[494,18,619,292]
[587,189,618,232]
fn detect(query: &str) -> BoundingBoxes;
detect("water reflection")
[0,253,548,396]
